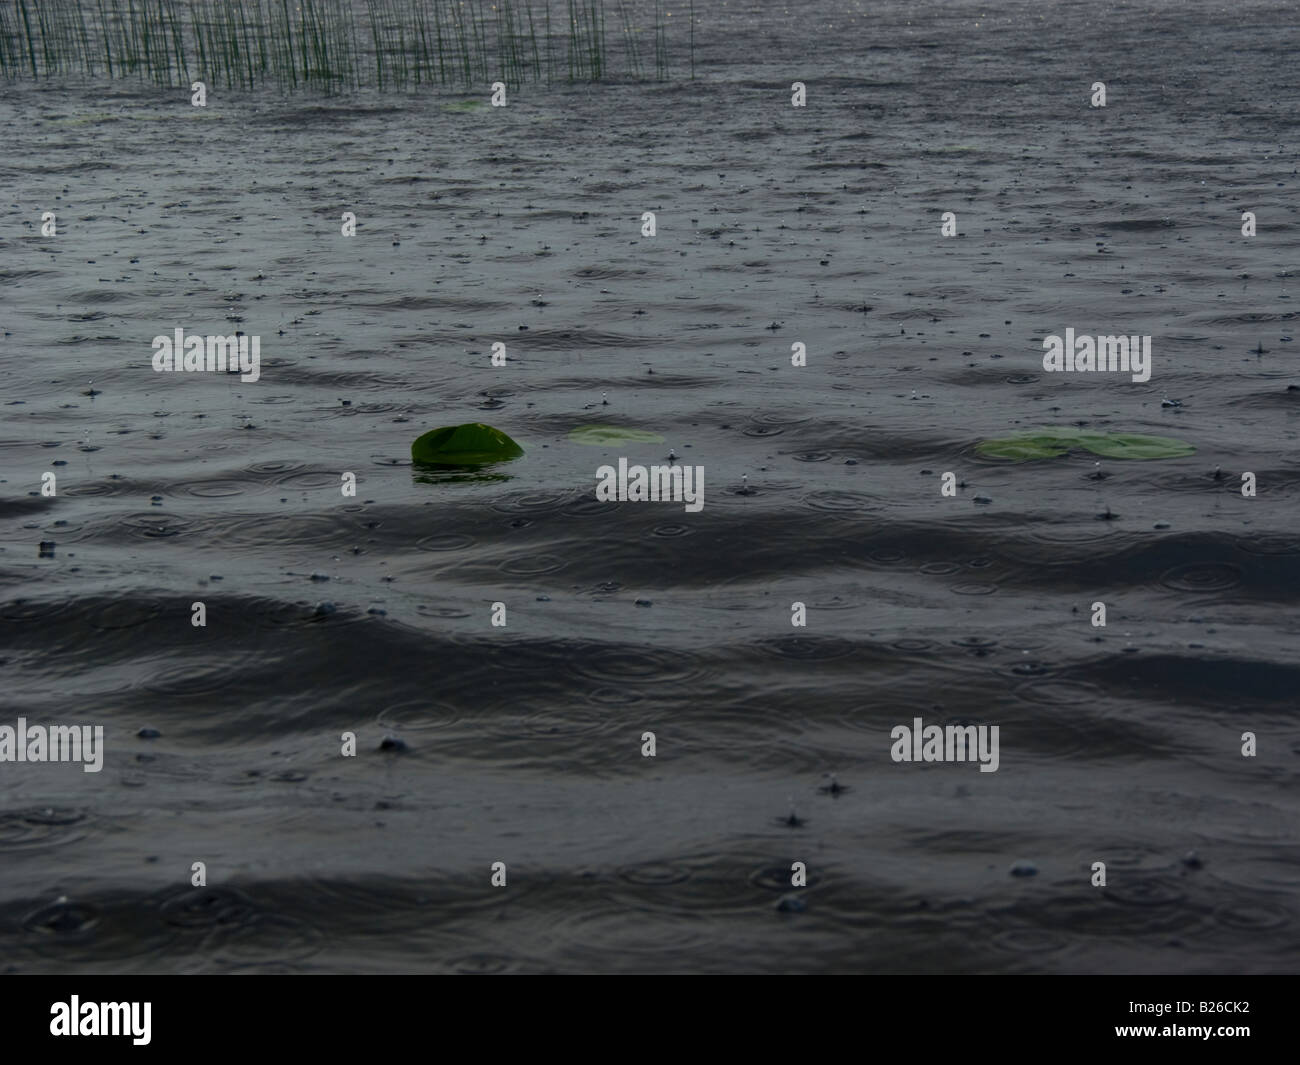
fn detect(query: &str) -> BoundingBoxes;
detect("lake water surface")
[1,0,1298,973]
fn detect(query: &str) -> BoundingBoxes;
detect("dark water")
[2,0,1299,973]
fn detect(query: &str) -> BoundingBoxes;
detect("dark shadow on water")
[411,462,515,486]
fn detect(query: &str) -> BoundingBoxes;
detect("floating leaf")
[411,423,524,466]
[976,428,1195,462]
[975,435,1073,461]
[49,113,217,126]
[47,113,118,126]
[1078,433,1196,459]
[568,425,666,446]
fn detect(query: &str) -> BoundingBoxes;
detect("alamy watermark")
[50,997,150,1045]
[1042,328,1151,382]
[151,328,261,382]
[0,718,104,772]
[890,716,999,772]
[595,458,704,512]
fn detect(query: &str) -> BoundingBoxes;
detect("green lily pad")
[976,428,1195,462]
[1078,432,1197,459]
[46,113,119,126]
[568,425,666,446]
[411,423,524,466]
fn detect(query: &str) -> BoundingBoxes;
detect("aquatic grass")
[37,0,59,75]
[367,0,385,90]
[590,0,605,80]
[237,0,257,90]
[525,2,540,85]
[0,4,16,77]
[1,0,691,93]
[35,0,56,74]
[501,0,529,88]
[18,0,38,77]
[653,0,666,81]
[544,0,553,85]
[596,0,607,79]
[430,0,447,85]
[162,0,188,85]
[614,0,641,79]
[410,0,430,85]
[188,2,202,85]
[449,0,471,84]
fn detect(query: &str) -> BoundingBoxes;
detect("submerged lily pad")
[46,113,119,126]
[1075,432,1198,460]
[568,425,666,446]
[48,112,217,126]
[976,428,1195,462]
[411,423,524,466]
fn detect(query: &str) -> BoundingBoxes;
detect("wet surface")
[1,0,1298,972]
